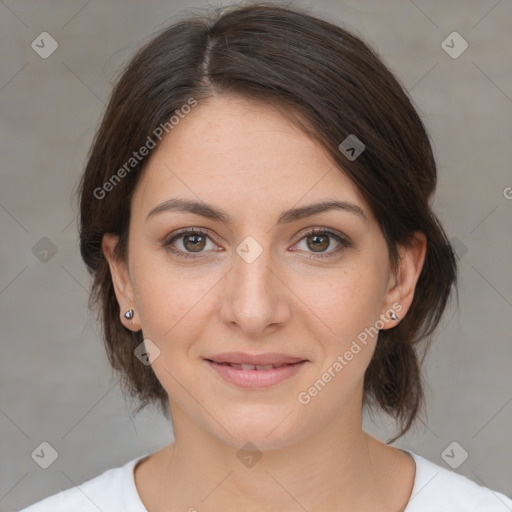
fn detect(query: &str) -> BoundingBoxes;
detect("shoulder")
[18,454,149,512]
[403,449,512,512]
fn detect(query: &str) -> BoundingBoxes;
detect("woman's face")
[104,94,424,450]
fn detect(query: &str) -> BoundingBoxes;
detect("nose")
[219,239,292,338]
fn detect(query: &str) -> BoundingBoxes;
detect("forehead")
[133,95,369,222]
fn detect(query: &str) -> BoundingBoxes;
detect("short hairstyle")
[77,2,458,443]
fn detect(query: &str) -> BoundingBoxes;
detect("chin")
[210,410,306,452]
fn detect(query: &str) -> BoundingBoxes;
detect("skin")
[103,94,426,512]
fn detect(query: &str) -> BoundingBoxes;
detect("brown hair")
[77,2,458,442]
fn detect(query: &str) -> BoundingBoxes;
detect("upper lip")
[205,352,307,366]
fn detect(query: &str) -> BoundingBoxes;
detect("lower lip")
[205,360,307,388]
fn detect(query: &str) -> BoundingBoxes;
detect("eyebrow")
[146,198,367,225]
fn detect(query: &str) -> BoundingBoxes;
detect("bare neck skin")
[134,388,416,512]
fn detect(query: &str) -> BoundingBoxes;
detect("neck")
[144,405,413,512]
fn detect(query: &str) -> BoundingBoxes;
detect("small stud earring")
[124,309,134,320]
[389,312,399,321]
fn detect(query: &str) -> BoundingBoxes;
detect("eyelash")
[163,228,352,260]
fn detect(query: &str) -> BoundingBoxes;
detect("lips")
[205,352,306,367]
[213,362,287,371]
[204,352,308,388]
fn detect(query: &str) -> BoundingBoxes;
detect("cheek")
[299,263,386,344]
[127,244,185,338]
[297,270,383,407]
[129,250,218,356]
[135,277,207,343]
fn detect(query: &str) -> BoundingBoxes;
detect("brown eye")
[164,229,216,259]
[293,229,351,259]
[306,232,330,252]
[164,227,351,261]
[182,232,207,252]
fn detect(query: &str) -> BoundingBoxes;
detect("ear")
[380,231,427,328]
[102,233,141,331]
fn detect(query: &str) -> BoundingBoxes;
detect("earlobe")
[102,233,140,331]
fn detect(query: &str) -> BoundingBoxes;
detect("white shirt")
[19,449,512,511]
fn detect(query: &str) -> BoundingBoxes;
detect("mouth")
[204,353,308,388]
[207,361,298,370]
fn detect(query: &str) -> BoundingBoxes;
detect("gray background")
[1,0,511,510]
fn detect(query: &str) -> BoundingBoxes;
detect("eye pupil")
[308,234,329,252]
[184,233,206,252]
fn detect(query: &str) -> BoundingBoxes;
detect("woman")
[20,3,512,511]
